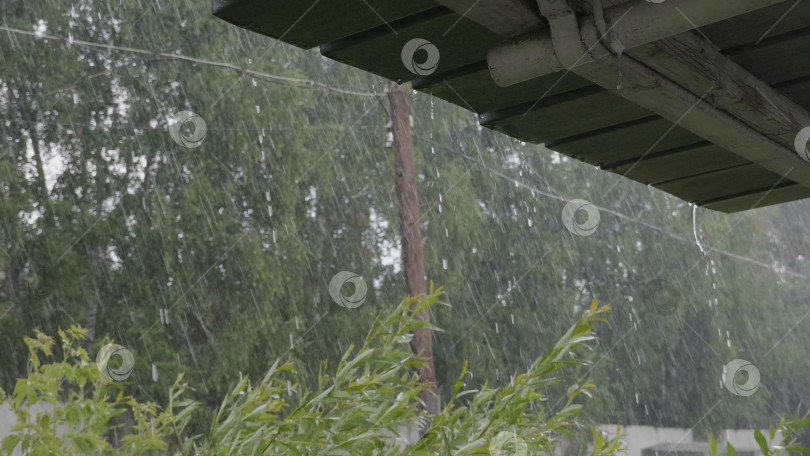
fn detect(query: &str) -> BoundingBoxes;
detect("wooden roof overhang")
[212,0,810,212]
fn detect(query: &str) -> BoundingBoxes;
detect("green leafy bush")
[708,414,810,456]
[0,327,196,455]
[2,288,622,455]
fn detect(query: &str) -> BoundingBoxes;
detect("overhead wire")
[0,24,379,97]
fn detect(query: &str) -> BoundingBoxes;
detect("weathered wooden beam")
[432,0,543,38]
[489,0,788,86]
[572,55,810,190]
[635,33,810,161]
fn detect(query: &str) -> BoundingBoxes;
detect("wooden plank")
[321,8,503,83]
[412,64,594,113]
[699,0,810,50]
[655,164,785,203]
[480,88,652,144]
[607,143,750,185]
[212,0,437,49]
[432,0,542,38]
[549,118,703,165]
[725,29,810,85]
[777,76,810,108]
[701,183,810,213]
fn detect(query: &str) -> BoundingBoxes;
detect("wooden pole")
[387,80,441,419]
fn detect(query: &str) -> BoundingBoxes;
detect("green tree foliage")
[0,326,196,455]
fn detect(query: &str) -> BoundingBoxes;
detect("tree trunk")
[29,128,49,203]
[386,81,441,420]
[84,285,100,350]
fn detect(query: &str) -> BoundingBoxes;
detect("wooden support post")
[387,80,441,420]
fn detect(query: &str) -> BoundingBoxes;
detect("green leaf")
[73,435,97,453]
[754,428,769,456]
[727,442,739,456]
[1,435,21,454]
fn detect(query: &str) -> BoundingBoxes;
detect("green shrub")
[1,287,624,455]
[708,414,810,456]
[0,327,196,455]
